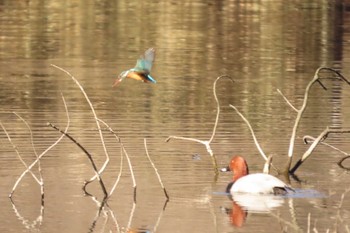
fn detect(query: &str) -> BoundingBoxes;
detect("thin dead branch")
[48,123,108,197]
[51,64,110,186]
[166,75,234,173]
[96,118,136,201]
[13,112,45,198]
[279,67,350,173]
[338,156,350,171]
[229,104,268,161]
[303,133,350,171]
[290,128,350,174]
[0,122,42,185]
[144,138,169,200]
[9,93,70,198]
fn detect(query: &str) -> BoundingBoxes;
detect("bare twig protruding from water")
[229,104,268,161]
[290,128,350,174]
[278,67,350,173]
[166,75,234,173]
[13,112,45,198]
[144,138,169,201]
[51,64,110,186]
[0,122,42,185]
[48,123,108,197]
[263,155,273,174]
[9,93,70,198]
[10,198,44,231]
[338,156,350,171]
[96,118,136,200]
[303,133,350,171]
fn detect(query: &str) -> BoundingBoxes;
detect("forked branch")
[9,94,69,198]
[166,75,234,173]
[278,67,350,173]
[290,128,350,174]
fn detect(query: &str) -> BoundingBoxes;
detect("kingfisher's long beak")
[112,78,122,87]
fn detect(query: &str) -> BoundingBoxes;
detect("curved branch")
[9,94,70,198]
[285,67,350,173]
[51,64,110,185]
[166,75,234,173]
[209,75,234,143]
[338,156,350,171]
[229,104,268,161]
[290,128,350,174]
[48,123,108,197]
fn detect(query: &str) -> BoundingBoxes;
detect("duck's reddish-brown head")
[229,156,249,182]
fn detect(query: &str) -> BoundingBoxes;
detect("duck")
[113,48,157,87]
[226,156,293,195]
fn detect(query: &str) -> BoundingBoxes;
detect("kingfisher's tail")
[147,75,157,83]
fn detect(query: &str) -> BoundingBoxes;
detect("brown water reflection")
[1,0,350,232]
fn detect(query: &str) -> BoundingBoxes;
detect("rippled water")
[0,0,350,232]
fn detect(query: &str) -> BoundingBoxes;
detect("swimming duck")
[226,156,293,195]
[113,48,157,87]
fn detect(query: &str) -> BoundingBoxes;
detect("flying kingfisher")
[113,48,157,87]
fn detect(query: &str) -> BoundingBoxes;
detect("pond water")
[0,0,350,232]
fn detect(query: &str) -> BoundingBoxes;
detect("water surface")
[0,0,350,232]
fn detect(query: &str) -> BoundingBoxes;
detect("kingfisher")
[113,48,157,87]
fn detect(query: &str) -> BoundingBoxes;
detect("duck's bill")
[220,166,231,172]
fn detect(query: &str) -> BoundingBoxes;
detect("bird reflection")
[224,193,285,227]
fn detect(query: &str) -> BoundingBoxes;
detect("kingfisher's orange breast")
[127,72,147,82]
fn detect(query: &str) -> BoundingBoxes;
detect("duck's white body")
[226,156,293,195]
[230,173,289,194]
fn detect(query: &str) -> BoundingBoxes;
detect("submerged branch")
[48,123,108,197]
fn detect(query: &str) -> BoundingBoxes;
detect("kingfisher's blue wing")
[134,48,155,72]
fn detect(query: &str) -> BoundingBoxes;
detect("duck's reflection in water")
[224,193,285,227]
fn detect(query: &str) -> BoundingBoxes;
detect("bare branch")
[303,134,350,171]
[263,155,273,174]
[166,75,234,173]
[338,156,350,171]
[229,104,268,161]
[0,122,41,184]
[290,128,350,174]
[95,118,136,199]
[95,118,123,197]
[51,64,110,185]
[144,138,169,200]
[48,123,108,197]
[285,67,350,173]
[9,93,70,198]
[209,75,234,143]
[276,89,298,112]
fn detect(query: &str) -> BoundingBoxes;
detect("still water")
[0,0,350,232]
